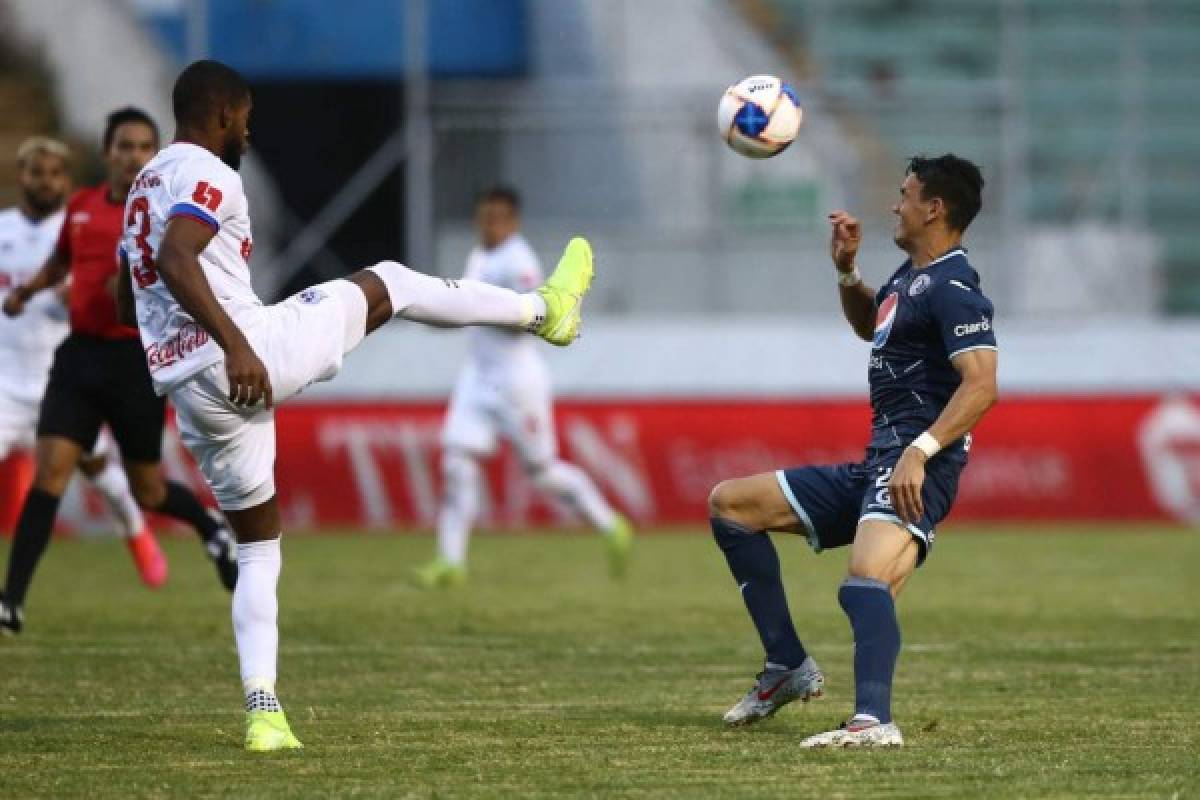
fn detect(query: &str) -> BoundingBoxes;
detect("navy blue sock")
[838,576,901,724]
[712,517,808,669]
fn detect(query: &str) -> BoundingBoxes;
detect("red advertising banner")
[29,393,1199,534]
[251,394,1200,528]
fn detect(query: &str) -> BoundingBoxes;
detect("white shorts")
[442,359,557,469]
[0,390,38,460]
[169,280,367,511]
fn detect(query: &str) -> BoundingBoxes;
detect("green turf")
[1,527,1197,799]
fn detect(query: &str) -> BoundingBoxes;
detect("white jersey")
[0,207,68,405]
[122,142,262,394]
[463,234,543,377]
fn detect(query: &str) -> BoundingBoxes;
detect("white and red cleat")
[126,528,168,589]
[722,657,824,726]
[800,715,904,748]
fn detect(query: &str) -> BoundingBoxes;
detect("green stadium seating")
[767,0,1200,312]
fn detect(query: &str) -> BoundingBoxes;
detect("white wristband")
[909,431,942,459]
[836,268,862,287]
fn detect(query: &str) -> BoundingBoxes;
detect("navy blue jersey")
[867,248,996,450]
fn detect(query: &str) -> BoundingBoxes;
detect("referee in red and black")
[0,108,237,636]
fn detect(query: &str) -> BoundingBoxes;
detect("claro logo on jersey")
[873,292,899,349]
[953,317,991,337]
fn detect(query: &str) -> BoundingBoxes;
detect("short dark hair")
[906,154,984,232]
[172,60,250,128]
[103,107,159,152]
[476,185,521,213]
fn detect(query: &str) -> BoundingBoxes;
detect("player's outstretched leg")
[416,449,476,588]
[531,460,633,578]
[80,450,167,589]
[709,476,823,725]
[357,237,594,346]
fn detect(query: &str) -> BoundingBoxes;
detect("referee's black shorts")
[37,333,165,462]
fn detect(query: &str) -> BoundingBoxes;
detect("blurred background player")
[415,187,633,588]
[709,155,998,748]
[0,136,164,587]
[0,109,238,637]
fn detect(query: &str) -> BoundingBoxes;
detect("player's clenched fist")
[827,210,861,273]
[224,341,273,409]
[3,286,31,317]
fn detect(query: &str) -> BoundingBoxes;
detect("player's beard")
[23,191,62,217]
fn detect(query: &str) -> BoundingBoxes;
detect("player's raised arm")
[827,211,876,341]
[156,215,272,408]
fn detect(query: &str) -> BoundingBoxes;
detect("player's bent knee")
[708,479,773,529]
[707,481,738,517]
[846,528,919,589]
[131,480,167,510]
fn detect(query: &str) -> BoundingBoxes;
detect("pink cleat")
[126,528,168,589]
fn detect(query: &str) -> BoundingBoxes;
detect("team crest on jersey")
[873,292,899,349]
[299,288,327,305]
[909,274,931,296]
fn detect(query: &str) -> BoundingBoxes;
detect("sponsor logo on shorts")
[145,322,210,371]
[299,288,326,304]
[953,317,991,337]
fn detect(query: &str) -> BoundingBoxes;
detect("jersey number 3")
[126,196,158,289]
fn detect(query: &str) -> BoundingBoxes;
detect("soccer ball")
[717,75,803,159]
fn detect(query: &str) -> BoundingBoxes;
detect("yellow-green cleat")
[535,237,594,346]
[244,710,303,752]
[413,557,467,589]
[604,514,635,579]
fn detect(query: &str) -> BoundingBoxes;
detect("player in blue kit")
[708,155,999,747]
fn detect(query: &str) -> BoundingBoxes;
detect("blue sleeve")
[928,280,997,358]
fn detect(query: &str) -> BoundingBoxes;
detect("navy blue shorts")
[775,443,967,565]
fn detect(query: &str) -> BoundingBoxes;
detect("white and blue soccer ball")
[717,75,803,159]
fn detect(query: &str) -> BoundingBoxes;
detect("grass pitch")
[0,526,1197,799]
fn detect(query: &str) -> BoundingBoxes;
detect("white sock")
[533,461,617,532]
[367,261,545,330]
[86,459,145,539]
[437,450,481,566]
[233,537,282,698]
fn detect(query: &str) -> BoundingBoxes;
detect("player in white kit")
[416,188,632,588]
[117,61,595,751]
[0,136,163,587]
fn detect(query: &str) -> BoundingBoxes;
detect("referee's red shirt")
[57,185,139,339]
